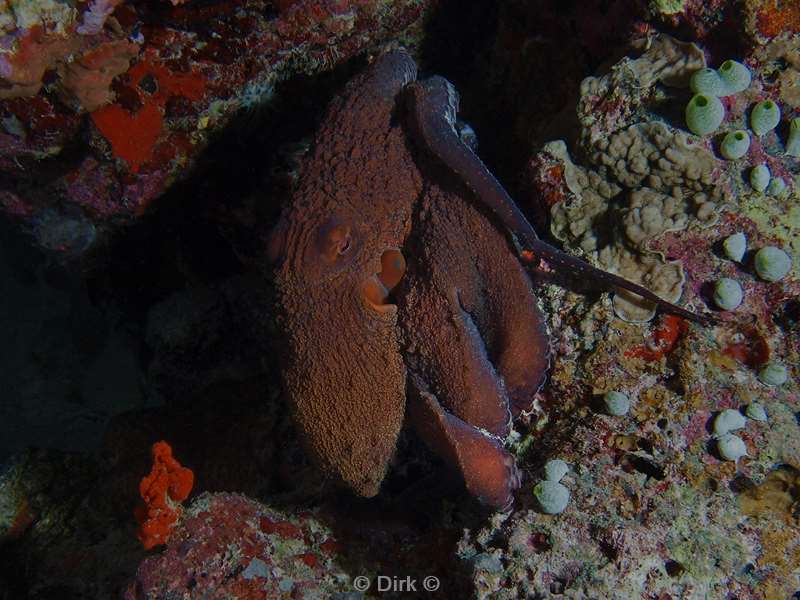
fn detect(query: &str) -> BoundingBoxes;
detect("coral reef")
[1,0,432,257]
[125,492,355,599]
[537,36,726,321]
[530,31,800,323]
[485,30,800,600]
[0,3,798,599]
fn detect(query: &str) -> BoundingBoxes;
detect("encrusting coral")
[0,0,140,110]
[539,34,731,322]
[516,29,799,599]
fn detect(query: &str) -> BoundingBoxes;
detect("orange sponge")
[134,441,194,550]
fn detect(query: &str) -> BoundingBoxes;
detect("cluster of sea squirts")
[686,59,798,192]
[683,58,794,414]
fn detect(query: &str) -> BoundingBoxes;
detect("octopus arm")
[406,76,713,325]
[407,377,520,511]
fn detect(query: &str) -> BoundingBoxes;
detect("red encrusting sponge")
[134,441,194,550]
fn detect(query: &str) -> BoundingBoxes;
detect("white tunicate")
[717,59,751,95]
[754,246,792,282]
[544,459,569,483]
[786,118,800,157]
[717,434,747,461]
[603,391,630,416]
[713,278,744,311]
[749,164,770,192]
[713,408,747,437]
[723,232,747,262]
[745,402,768,422]
[758,362,789,387]
[766,177,787,197]
[533,480,570,514]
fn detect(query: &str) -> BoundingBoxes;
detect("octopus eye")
[316,220,356,264]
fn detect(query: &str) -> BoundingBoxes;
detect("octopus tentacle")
[405,76,714,326]
[407,376,520,511]
[444,286,514,437]
[396,178,549,435]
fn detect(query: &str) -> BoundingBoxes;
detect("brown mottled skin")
[272,50,709,510]
[398,182,550,509]
[273,52,422,497]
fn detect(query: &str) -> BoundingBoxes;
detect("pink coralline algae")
[125,492,353,599]
[0,3,139,106]
[1,0,431,255]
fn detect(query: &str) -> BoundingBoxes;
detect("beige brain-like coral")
[751,33,800,109]
[577,35,705,147]
[541,34,732,322]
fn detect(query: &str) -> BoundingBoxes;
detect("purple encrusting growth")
[0,2,798,599]
[125,493,354,599]
[0,0,433,257]
[515,29,799,599]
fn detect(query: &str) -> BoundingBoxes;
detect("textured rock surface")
[0,0,431,257]
[0,449,145,598]
[1,4,798,600]
[125,492,354,599]
[531,34,734,322]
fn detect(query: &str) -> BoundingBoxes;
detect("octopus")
[269,50,710,511]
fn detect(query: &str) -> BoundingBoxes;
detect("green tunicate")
[723,232,747,262]
[713,278,744,311]
[750,100,780,135]
[758,362,788,387]
[720,130,750,160]
[745,402,768,422]
[767,177,787,196]
[717,434,747,462]
[786,118,800,157]
[689,68,725,96]
[749,164,770,192]
[717,59,751,95]
[754,246,792,282]
[603,391,630,416]
[685,94,725,136]
[533,480,570,514]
